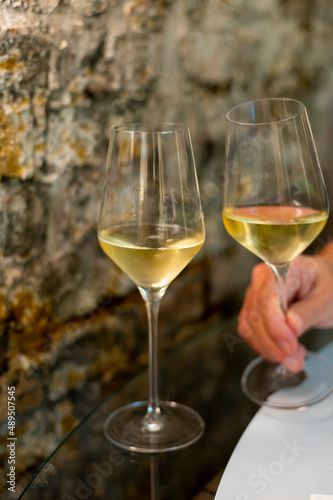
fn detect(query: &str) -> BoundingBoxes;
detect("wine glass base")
[104,401,205,454]
[241,351,333,409]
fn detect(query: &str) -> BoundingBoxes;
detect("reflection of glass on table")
[18,318,259,500]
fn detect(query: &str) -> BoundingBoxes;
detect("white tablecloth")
[215,342,333,500]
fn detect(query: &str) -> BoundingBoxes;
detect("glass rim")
[111,122,190,134]
[226,98,306,126]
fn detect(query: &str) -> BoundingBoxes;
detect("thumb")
[286,293,324,337]
[286,309,304,337]
[286,255,318,303]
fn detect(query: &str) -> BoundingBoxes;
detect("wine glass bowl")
[223,98,333,408]
[98,123,205,452]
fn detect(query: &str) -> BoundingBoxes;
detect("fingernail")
[283,357,300,372]
[277,340,293,354]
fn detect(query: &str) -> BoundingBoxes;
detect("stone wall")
[1,0,333,494]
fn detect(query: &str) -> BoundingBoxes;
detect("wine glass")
[98,123,205,452]
[223,98,333,409]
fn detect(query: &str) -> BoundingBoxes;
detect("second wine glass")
[98,123,205,452]
[223,98,333,409]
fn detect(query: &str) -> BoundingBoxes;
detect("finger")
[238,303,299,363]
[239,264,277,327]
[282,344,307,373]
[251,262,275,290]
[239,279,298,355]
[287,286,332,335]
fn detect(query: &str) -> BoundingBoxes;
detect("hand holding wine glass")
[98,123,205,453]
[223,98,333,408]
[238,247,333,371]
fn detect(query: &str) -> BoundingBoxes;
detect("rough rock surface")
[1,0,333,494]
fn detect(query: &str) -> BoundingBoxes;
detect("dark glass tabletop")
[19,317,258,499]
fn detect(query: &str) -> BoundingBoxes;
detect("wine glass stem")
[268,262,303,378]
[268,263,290,316]
[138,286,167,432]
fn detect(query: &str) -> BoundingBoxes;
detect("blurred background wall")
[1,0,333,492]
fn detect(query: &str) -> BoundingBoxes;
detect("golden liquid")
[99,224,204,288]
[223,206,327,265]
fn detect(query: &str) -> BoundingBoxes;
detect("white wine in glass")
[99,224,204,289]
[223,98,333,409]
[98,123,205,452]
[223,206,328,266]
